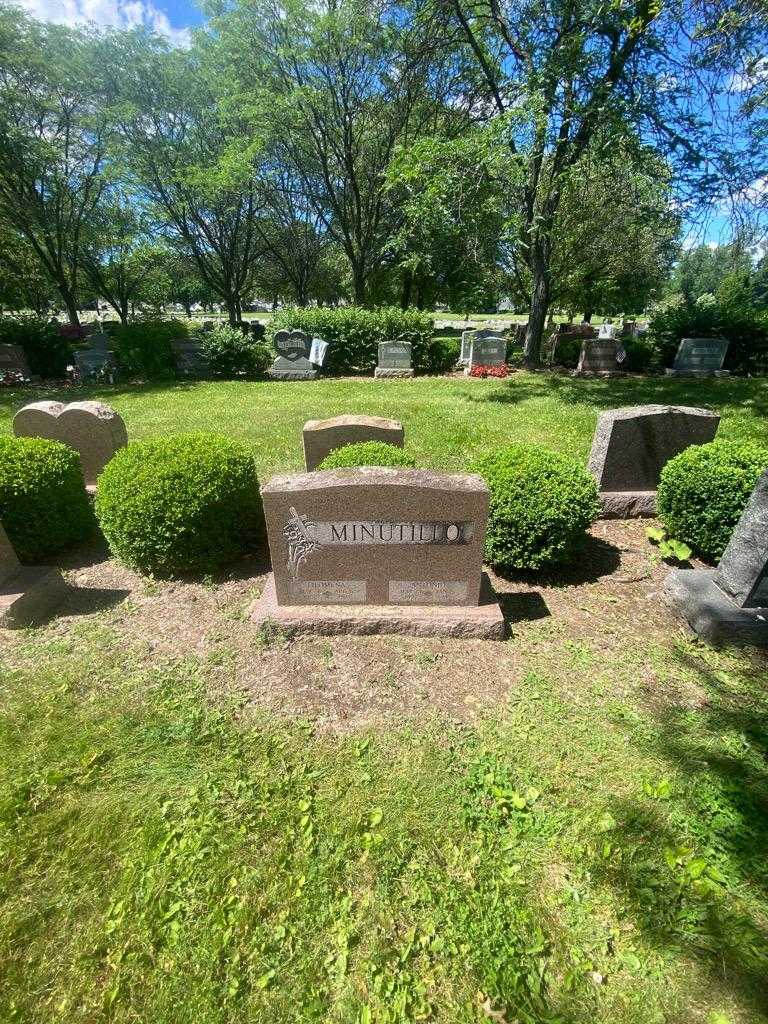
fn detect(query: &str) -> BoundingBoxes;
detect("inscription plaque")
[389,580,468,605]
[288,580,367,604]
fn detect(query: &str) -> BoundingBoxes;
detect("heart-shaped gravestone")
[13,400,128,488]
[273,329,311,361]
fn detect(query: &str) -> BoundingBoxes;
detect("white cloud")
[729,57,768,94]
[18,0,191,46]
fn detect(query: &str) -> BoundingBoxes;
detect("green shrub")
[657,440,768,562]
[474,444,600,571]
[648,292,768,373]
[196,324,272,378]
[95,433,264,576]
[111,318,188,379]
[269,306,433,374]
[0,436,93,559]
[421,336,461,374]
[552,335,581,368]
[318,441,417,470]
[622,334,658,373]
[0,314,73,377]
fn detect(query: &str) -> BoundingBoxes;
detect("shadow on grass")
[497,591,551,624]
[464,372,768,417]
[62,585,132,617]
[589,644,768,1018]
[492,534,622,589]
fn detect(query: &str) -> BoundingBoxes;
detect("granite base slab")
[0,566,68,628]
[249,572,507,640]
[267,369,318,380]
[664,568,768,646]
[570,370,625,378]
[374,368,414,378]
[664,369,730,378]
[599,490,656,519]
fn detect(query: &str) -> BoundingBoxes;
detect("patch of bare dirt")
[4,521,764,731]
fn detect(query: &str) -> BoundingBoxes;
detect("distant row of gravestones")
[3,400,766,647]
[0,324,731,383]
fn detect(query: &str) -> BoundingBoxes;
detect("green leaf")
[646,526,665,543]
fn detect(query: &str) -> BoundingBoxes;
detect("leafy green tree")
[0,9,109,324]
[429,0,756,364]
[0,225,58,314]
[105,30,265,324]
[210,0,445,305]
[670,243,754,301]
[551,139,680,319]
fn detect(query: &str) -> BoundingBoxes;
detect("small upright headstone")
[0,521,67,628]
[588,405,720,517]
[664,470,768,645]
[466,330,506,373]
[14,400,128,490]
[574,338,623,376]
[268,329,317,380]
[665,337,730,377]
[172,337,209,377]
[375,340,413,378]
[0,344,31,379]
[248,467,504,638]
[303,415,404,471]
[74,348,119,382]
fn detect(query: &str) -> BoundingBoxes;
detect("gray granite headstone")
[664,470,768,645]
[268,329,317,380]
[375,340,413,378]
[575,339,622,376]
[588,405,720,517]
[74,349,118,380]
[467,330,506,370]
[0,344,30,377]
[666,337,729,377]
[172,338,209,376]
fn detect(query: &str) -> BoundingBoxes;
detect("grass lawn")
[1,374,768,1024]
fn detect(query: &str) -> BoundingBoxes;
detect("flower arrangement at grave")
[469,364,510,378]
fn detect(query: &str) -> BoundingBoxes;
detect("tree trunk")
[583,307,593,324]
[225,294,239,326]
[62,291,80,327]
[352,263,366,307]
[524,245,550,369]
[400,269,413,310]
[118,301,129,326]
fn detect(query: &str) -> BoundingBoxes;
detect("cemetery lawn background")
[1,374,767,1024]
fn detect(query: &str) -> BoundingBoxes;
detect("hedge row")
[268,306,435,374]
[3,430,765,579]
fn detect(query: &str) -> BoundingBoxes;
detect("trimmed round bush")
[95,433,264,575]
[474,444,600,571]
[197,324,272,377]
[0,436,93,559]
[318,441,417,470]
[657,440,768,562]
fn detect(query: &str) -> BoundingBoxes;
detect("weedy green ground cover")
[1,625,767,1023]
[1,374,767,477]
[1,375,768,1023]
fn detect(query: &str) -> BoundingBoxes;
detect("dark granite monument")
[588,405,721,517]
[249,467,505,638]
[664,470,768,645]
[172,338,209,377]
[665,337,730,378]
[303,415,404,471]
[0,343,31,378]
[574,338,623,377]
[375,340,414,378]
[0,522,67,628]
[465,330,506,373]
[267,329,317,380]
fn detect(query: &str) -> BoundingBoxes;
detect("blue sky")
[16,0,746,249]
